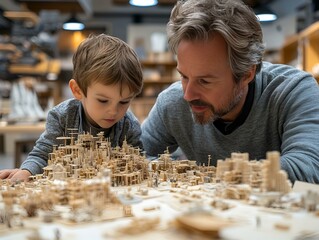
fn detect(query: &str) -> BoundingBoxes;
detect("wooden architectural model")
[0,131,318,239]
[41,130,149,186]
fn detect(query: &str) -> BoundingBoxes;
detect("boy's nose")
[107,104,118,116]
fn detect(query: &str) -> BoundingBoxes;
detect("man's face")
[177,34,248,124]
[81,82,134,128]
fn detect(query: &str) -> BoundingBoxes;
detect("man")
[141,0,319,184]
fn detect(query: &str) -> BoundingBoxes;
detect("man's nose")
[183,80,199,102]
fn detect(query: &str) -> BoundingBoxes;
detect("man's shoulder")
[261,61,311,79]
[257,61,316,91]
[255,62,319,106]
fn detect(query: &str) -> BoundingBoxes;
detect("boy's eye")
[120,101,130,105]
[98,99,108,103]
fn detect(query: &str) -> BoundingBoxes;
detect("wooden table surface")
[0,121,46,134]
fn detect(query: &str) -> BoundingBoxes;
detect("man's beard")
[189,84,245,125]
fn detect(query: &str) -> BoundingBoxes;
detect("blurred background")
[0,0,319,168]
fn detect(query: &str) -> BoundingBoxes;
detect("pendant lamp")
[63,15,85,31]
[129,0,158,7]
[254,5,277,22]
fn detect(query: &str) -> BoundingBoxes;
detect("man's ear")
[69,79,83,100]
[242,65,257,85]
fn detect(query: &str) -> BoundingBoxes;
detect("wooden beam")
[112,0,177,5]
[4,11,39,26]
[15,0,85,13]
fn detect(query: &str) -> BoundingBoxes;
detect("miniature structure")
[261,151,291,193]
[215,151,291,193]
[0,131,318,239]
[42,130,149,187]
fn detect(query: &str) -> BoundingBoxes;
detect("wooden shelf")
[300,21,319,39]
[130,55,178,122]
[9,52,61,75]
[141,60,177,67]
[280,34,299,65]
[4,11,39,26]
[301,22,319,76]
[280,21,319,84]
[143,78,177,84]
[140,56,177,97]
[130,98,156,123]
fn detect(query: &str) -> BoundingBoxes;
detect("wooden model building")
[0,131,318,239]
[41,129,149,186]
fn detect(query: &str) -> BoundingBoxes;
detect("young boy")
[0,34,144,181]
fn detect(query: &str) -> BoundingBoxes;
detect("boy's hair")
[72,34,143,96]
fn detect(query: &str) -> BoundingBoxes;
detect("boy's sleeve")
[20,108,65,175]
[124,110,143,150]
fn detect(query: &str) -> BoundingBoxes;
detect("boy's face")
[80,82,134,129]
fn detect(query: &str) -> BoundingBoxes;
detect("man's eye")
[199,79,209,85]
[180,74,187,80]
[180,76,188,83]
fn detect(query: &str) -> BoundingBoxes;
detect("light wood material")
[0,122,45,167]
[3,11,39,26]
[280,21,319,83]
[8,52,61,75]
[280,34,299,65]
[0,122,45,134]
[131,54,177,122]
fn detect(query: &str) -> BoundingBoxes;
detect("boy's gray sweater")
[21,99,142,175]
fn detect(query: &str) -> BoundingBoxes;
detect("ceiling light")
[62,16,85,31]
[254,5,277,22]
[129,0,158,7]
[257,13,277,22]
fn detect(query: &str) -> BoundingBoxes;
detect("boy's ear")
[69,79,83,100]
